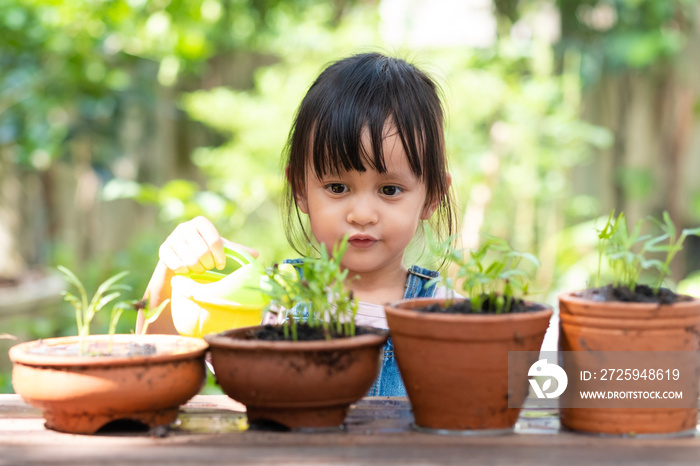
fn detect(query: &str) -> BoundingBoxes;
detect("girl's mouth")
[348,236,377,249]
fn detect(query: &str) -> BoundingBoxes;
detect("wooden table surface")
[1,394,699,465]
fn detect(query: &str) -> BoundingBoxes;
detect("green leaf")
[109,302,129,336]
[58,266,88,303]
[510,251,540,267]
[94,291,123,313]
[642,233,671,252]
[94,271,130,298]
[640,258,665,271]
[143,299,171,329]
[682,227,700,237]
[501,269,528,279]
[62,292,82,311]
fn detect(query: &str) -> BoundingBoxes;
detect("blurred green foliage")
[105,1,383,263]
[4,0,692,297]
[2,0,699,393]
[557,0,696,82]
[0,0,355,168]
[0,0,358,341]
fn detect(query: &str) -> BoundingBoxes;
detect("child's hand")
[158,216,258,275]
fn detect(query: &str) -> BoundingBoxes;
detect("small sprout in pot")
[58,266,131,355]
[260,236,358,340]
[593,210,700,296]
[427,233,540,314]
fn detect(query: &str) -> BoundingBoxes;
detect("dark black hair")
[283,52,456,257]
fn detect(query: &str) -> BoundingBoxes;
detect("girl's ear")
[297,193,309,215]
[286,164,309,214]
[420,198,438,220]
[421,173,452,220]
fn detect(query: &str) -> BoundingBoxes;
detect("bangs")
[288,53,443,186]
[308,93,425,181]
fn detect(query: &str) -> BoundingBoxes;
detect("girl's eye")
[327,183,347,194]
[381,185,402,196]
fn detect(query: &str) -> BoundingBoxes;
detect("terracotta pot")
[205,326,388,429]
[558,291,700,435]
[384,298,553,432]
[10,334,208,434]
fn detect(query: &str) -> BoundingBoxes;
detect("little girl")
[140,52,458,396]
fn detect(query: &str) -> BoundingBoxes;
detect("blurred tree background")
[2,0,700,391]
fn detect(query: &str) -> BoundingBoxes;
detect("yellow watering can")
[170,242,271,338]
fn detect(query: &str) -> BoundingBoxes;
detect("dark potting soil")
[27,340,158,357]
[576,284,692,304]
[418,295,546,315]
[244,323,380,342]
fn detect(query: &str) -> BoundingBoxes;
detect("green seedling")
[58,266,131,355]
[107,301,129,354]
[261,236,358,340]
[649,212,700,290]
[103,297,170,353]
[133,296,171,336]
[428,233,540,313]
[595,210,700,293]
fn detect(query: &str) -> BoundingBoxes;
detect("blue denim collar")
[403,265,439,299]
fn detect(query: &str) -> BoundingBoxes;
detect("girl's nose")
[347,195,379,226]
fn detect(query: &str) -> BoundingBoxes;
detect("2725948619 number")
[597,368,680,381]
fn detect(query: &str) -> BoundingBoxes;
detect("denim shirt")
[282,260,438,397]
[367,265,438,396]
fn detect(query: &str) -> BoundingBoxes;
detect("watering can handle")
[221,238,259,260]
[177,239,260,282]
[221,239,259,267]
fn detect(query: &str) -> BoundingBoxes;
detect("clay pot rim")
[9,334,208,367]
[558,290,700,310]
[205,325,388,351]
[385,297,553,322]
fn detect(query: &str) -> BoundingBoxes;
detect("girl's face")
[296,126,438,276]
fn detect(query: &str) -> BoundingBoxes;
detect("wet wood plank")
[0,395,698,465]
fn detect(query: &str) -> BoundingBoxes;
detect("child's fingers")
[157,217,260,274]
[158,243,188,274]
[169,238,207,275]
[191,217,226,270]
[184,233,217,272]
[158,216,223,274]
